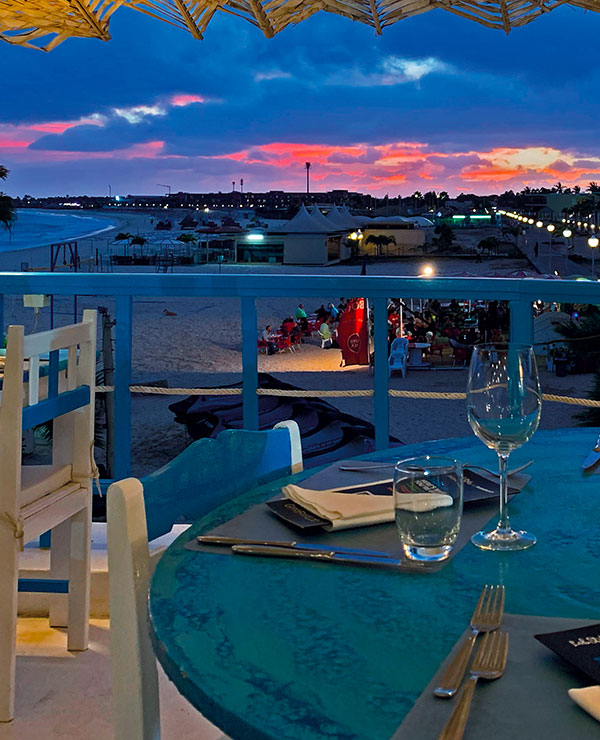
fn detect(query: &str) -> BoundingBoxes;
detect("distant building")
[361,216,433,255]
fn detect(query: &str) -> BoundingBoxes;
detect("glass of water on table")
[393,456,463,562]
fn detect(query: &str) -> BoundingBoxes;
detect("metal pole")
[373,297,389,450]
[548,235,552,274]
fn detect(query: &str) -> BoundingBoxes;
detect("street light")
[536,221,543,228]
[563,229,572,274]
[588,236,599,277]
[528,218,534,225]
[547,224,555,273]
[421,264,434,277]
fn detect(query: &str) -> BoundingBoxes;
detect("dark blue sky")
[2,5,600,196]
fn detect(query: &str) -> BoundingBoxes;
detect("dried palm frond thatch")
[0,0,586,50]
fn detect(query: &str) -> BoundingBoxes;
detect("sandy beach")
[0,215,594,475]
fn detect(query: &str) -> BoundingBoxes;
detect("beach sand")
[0,217,593,475]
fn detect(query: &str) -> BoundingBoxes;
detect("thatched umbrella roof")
[0,0,581,51]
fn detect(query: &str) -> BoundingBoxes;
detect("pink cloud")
[170,94,206,107]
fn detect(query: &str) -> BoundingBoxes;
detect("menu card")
[535,623,600,683]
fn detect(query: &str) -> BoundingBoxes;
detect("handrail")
[0,272,598,302]
[0,271,598,477]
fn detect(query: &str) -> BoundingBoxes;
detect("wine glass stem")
[497,452,511,532]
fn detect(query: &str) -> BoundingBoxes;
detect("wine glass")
[466,343,541,551]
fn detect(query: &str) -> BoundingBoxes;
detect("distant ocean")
[0,209,116,252]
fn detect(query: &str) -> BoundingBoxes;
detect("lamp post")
[562,229,572,275]
[588,236,599,277]
[547,224,555,273]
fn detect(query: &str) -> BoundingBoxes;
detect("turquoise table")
[149,428,600,740]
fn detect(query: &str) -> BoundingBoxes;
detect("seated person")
[315,304,328,322]
[260,325,279,355]
[328,302,339,321]
[319,318,335,342]
[281,317,295,335]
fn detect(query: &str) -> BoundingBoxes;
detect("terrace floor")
[0,618,228,740]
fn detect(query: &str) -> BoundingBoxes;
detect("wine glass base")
[471,527,536,552]
[403,545,453,562]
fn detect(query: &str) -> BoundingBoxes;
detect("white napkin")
[282,485,453,531]
[568,686,600,722]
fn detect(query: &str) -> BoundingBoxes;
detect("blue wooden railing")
[0,272,598,478]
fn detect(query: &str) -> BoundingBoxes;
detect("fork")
[437,631,509,740]
[434,584,505,698]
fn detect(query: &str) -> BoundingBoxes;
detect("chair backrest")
[141,420,302,542]
[107,478,159,740]
[390,337,408,355]
[0,310,96,514]
[107,421,302,740]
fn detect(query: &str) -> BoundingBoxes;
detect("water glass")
[394,456,463,562]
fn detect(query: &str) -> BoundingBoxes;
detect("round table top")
[149,428,600,740]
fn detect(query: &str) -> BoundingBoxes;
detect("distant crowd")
[258,297,511,358]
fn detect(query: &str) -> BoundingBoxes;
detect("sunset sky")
[3,5,600,197]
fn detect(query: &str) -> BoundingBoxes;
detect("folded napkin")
[282,485,452,531]
[569,686,600,722]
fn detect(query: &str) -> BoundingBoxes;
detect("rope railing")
[93,385,600,407]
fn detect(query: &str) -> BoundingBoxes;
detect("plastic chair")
[388,336,408,377]
[0,310,97,721]
[107,421,302,740]
[319,326,333,348]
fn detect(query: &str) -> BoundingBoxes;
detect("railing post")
[241,295,258,431]
[0,293,4,348]
[509,297,534,345]
[372,296,389,450]
[114,295,132,478]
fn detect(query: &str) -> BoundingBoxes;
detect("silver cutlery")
[230,544,414,569]
[339,461,533,478]
[582,434,600,470]
[434,584,505,698]
[437,630,509,740]
[197,535,395,559]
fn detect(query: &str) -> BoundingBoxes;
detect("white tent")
[308,205,344,232]
[339,204,370,228]
[326,205,355,230]
[271,203,336,234]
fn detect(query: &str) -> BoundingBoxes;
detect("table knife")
[231,544,414,569]
[582,434,600,470]
[198,535,395,559]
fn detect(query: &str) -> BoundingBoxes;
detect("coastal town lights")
[547,224,555,233]
[421,265,434,276]
[536,221,543,228]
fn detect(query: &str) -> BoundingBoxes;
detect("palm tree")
[0,165,15,234]
[588,182,600,194]
[365,234,396,256]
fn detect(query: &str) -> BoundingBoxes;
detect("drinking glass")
[466,343,541,551]
[394,456,463,562]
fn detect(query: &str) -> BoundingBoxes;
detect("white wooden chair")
[107,420,302,740]
[0,309,97,722]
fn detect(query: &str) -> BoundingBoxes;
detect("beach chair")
[107,420,302,740]
[388,337,408,378]
[0,310,97,721]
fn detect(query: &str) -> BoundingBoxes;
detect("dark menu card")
[535,623,600,683]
